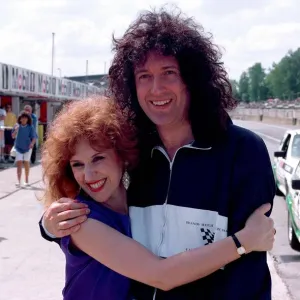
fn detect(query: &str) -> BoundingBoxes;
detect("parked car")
[273,129,300,196]
[287,165,300,251]
[273,129,300,251]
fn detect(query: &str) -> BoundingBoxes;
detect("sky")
[0,0,299,80]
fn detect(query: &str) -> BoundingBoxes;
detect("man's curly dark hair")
[109,7,237,146]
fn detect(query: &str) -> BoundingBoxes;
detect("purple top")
[60,194,132,300]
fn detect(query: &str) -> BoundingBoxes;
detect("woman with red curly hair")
[42,97,274,300]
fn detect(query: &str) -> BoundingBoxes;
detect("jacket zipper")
[152,144,211,300]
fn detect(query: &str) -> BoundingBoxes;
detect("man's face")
[134,52,190,128]
[24,106,32,115]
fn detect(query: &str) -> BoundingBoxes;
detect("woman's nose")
[84,165,98,182]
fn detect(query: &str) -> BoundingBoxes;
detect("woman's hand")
[237,203,275,253]
[43,198,90,238]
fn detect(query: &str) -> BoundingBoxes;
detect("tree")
[248,63,268,102]
[264,48,300,100]
[265,63,282,98]
[235,48,300,102]
[238,72,250,102]
[230,79,240,100]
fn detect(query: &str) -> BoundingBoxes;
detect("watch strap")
[231,234,246,256]
[232,234,242,248]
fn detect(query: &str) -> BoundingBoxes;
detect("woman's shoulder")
[75,196,116,226]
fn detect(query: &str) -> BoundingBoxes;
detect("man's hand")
[43,198,90,238]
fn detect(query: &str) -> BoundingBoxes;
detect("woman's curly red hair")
[41,96,138,207]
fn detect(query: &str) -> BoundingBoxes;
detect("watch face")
[237,247,246,255]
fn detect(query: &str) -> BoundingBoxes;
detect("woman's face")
[70,139,124,203]
[20,116,28,125]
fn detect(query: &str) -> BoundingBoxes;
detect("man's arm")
[38,198,89,241]
[229,132,275,225]
[0,109,6,121]
[218,130,275,299]
[39,215,61,244]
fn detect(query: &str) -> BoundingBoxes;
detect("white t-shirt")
[0,108,6,127]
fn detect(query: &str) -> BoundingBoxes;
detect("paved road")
[0,121,298,300]
[235,120,300,300]
[0,165,65,300]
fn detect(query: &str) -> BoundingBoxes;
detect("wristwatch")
[231,234,246,256]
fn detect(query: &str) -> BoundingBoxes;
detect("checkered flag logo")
[200,228,215,245]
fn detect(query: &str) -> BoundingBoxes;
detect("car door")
[291,162,300,231]
[276,133,291,187]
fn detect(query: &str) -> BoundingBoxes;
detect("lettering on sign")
[0,62,103,100]
[1,64,9,90]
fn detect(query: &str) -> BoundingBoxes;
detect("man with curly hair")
[40,8,275,300]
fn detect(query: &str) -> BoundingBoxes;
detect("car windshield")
[295,162,300,179]
[291,135,300,158]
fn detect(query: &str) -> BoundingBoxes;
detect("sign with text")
[0,62,102,101]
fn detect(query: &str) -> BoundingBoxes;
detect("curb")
[0,179,42,200]
[267,253,292,300]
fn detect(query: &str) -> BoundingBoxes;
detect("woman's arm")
[29,138,36,148]
[11,125,18,139]
[29,126,36,148]
[71,204,273,291]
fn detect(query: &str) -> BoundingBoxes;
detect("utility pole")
[86,60,89,83]
[51,32,55,77]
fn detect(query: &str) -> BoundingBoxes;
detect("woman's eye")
[93,156,104,163]
[71,163,83,168]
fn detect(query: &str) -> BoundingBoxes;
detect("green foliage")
[230,79,240,100]
[238,72,249,101]
[231,48,300,102]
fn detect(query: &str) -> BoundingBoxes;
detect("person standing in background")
[4,104,17,162]
[0,105,7,163]
[24,104,38,164]
[12,111,36,187]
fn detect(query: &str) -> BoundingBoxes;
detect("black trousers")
[31,143,37,164]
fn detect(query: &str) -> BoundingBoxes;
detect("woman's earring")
[122,169,130,190]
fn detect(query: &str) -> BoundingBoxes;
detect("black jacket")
[39,120,275,300]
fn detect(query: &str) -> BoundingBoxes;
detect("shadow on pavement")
[280,254,300,263]
[0,237,8,243]
[27,186,44,191]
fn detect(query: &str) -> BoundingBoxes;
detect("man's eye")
[165,70,176,75]
[139,74,150,80]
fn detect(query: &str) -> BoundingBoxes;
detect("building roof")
[66,74,109,88]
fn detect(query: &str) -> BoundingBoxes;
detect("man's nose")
[150,76,165,96]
